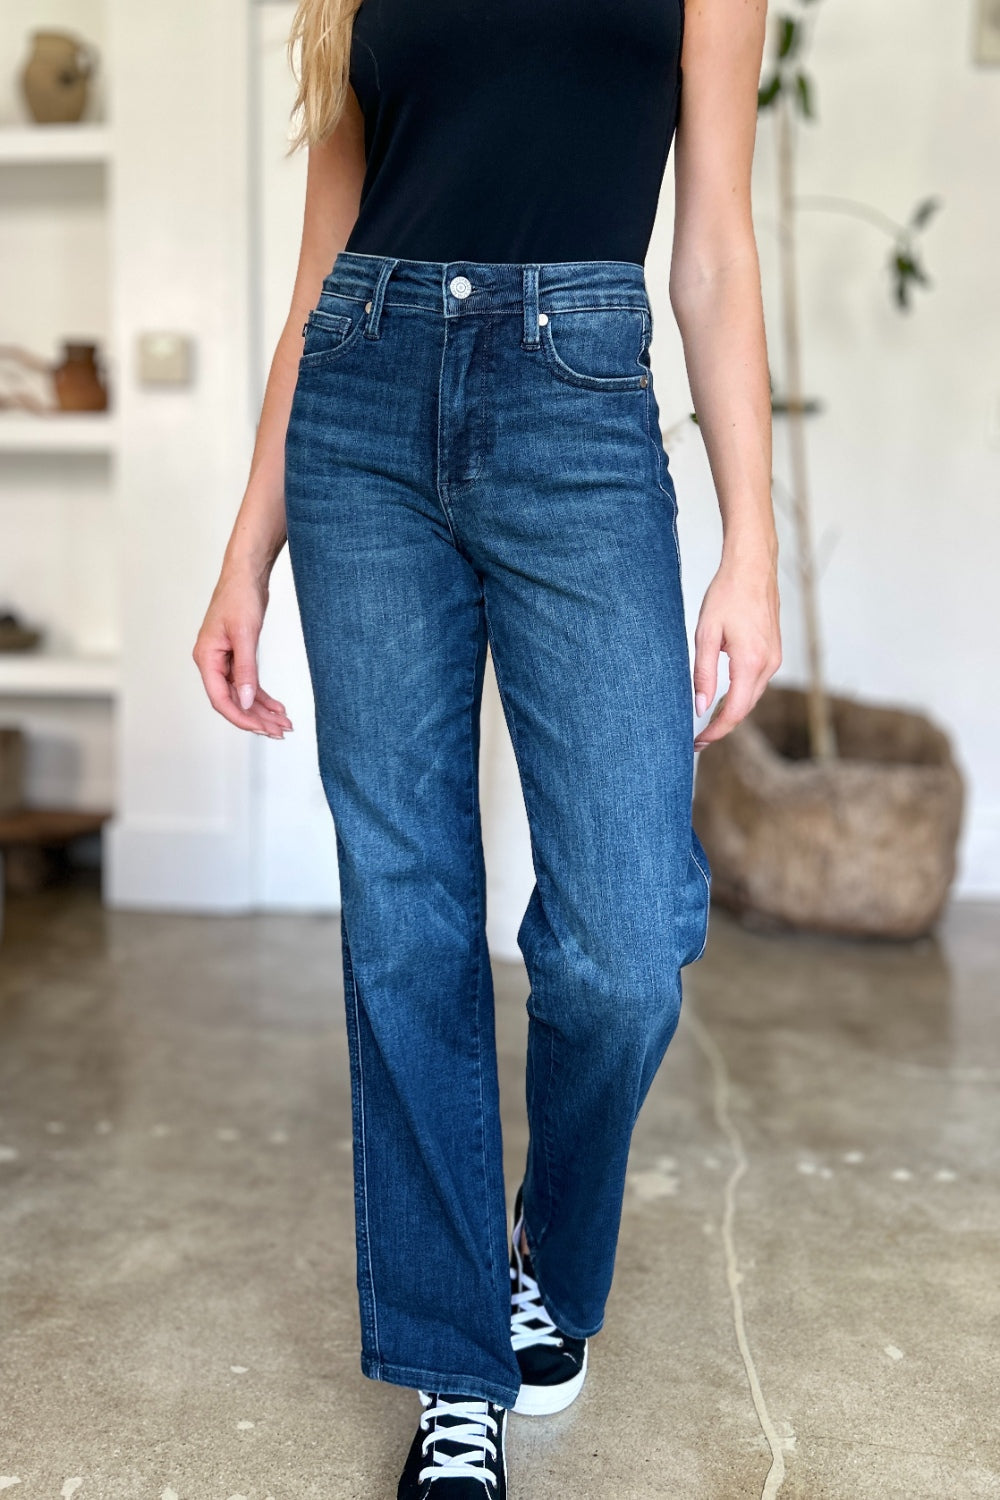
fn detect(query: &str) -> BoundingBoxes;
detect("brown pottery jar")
[20,31,98,125]
[52,344,109,412]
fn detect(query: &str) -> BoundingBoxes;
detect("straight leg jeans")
[284,252,712,1409]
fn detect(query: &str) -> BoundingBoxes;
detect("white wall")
[646,1,1000,897]
[104,0,256,908]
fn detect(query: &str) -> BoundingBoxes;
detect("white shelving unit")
[0,123,112,164]
[0,652,118,697]
[0,412,117,454]
[0,7,119,823]
[0,126,119,697]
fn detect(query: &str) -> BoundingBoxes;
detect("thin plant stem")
[776,90,837,761]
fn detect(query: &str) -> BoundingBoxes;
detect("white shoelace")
[509,1221,563,1354]
[417,1391,499,1485]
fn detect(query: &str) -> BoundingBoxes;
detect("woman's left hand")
[691,550,782,750]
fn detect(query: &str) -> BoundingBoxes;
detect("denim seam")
[642,381,708,965]
[433,320,461,546]
[297,307,370,371]
[466,610,507,1363]
[688,846,712,963]
[537,299,648,314]
[642,378,676,505]
[535,1020,559,1248]
[645,384,686,588]
[344,921,381,1364]
[361,1353,520,1409]
[451,315,490,486]
[303,309,351,338]
[538,312,649,393]
[481,606,557,1251]
[320,293,650,316]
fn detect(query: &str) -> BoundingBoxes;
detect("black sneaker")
[510,1185,588,1416]
[397,1390,507,1498]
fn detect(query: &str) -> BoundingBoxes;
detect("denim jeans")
[284,251,711,1409]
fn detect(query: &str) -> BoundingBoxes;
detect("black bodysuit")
[343,0,685,266]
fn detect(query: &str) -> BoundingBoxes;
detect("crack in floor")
[686,1005,787,1499]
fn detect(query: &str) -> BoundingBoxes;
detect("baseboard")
[104,819,255,911]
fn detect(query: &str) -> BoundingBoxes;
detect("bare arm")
[669,0,782,747]
[193,92,367,736]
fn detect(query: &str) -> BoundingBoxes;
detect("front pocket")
[538,306,650,393]
[299,305,365,368]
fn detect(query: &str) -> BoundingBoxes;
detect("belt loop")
[364,257,399,340]
[521,265,541,350]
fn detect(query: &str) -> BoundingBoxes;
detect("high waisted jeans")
[284,251,711,1409]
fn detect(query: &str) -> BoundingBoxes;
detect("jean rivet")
[537,312,549,326]
[640,374,648,387]
[365,301,373,313]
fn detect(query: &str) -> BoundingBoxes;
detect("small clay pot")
[20,30,98,125]
[52,343,108,412]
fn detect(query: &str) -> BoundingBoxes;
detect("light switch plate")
[137,332,195,386]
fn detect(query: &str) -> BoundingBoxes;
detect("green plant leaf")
[894,251,930,284]
[892,248,933,311]
[778,16,800,59]
[796,72,815,118]
[910,195,941,229]
[758,72,783,109]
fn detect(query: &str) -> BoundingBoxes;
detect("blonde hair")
[288,0,365,151]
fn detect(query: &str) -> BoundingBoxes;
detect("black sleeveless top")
[343,0,685,266]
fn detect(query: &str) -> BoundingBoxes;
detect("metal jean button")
[449,275,472,299]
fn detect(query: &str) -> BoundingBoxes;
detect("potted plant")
[692,1,964,939]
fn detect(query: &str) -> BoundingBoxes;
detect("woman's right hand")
[192,567,293,739]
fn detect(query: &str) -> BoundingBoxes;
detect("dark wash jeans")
[284,251,711,1408]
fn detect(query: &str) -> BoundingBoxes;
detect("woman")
[194,0,780,1493]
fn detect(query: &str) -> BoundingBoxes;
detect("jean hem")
[528,1253,605,1342]
[521,1196,606,1343]
[360,1352,521,1410]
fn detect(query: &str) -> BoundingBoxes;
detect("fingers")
[255,685,291,719]
[694,648,780,750]
[198,648,266,734]
[249,686,294,735]
[691,559,783,750]
[193,637,294,739]
[692,619,722,722]
[229,624,260,713]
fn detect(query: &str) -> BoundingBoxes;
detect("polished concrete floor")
[0,884,998,1500]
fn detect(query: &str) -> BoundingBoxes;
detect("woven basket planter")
[692,686,964,939]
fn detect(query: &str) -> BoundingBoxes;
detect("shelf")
[0,653,120,698]
[0,124,112,165]
[0,413,117,455]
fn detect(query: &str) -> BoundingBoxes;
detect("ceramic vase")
[20,30,98,125]
[52,343,108,412]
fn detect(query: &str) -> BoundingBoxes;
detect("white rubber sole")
[512,1342,588,1417]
